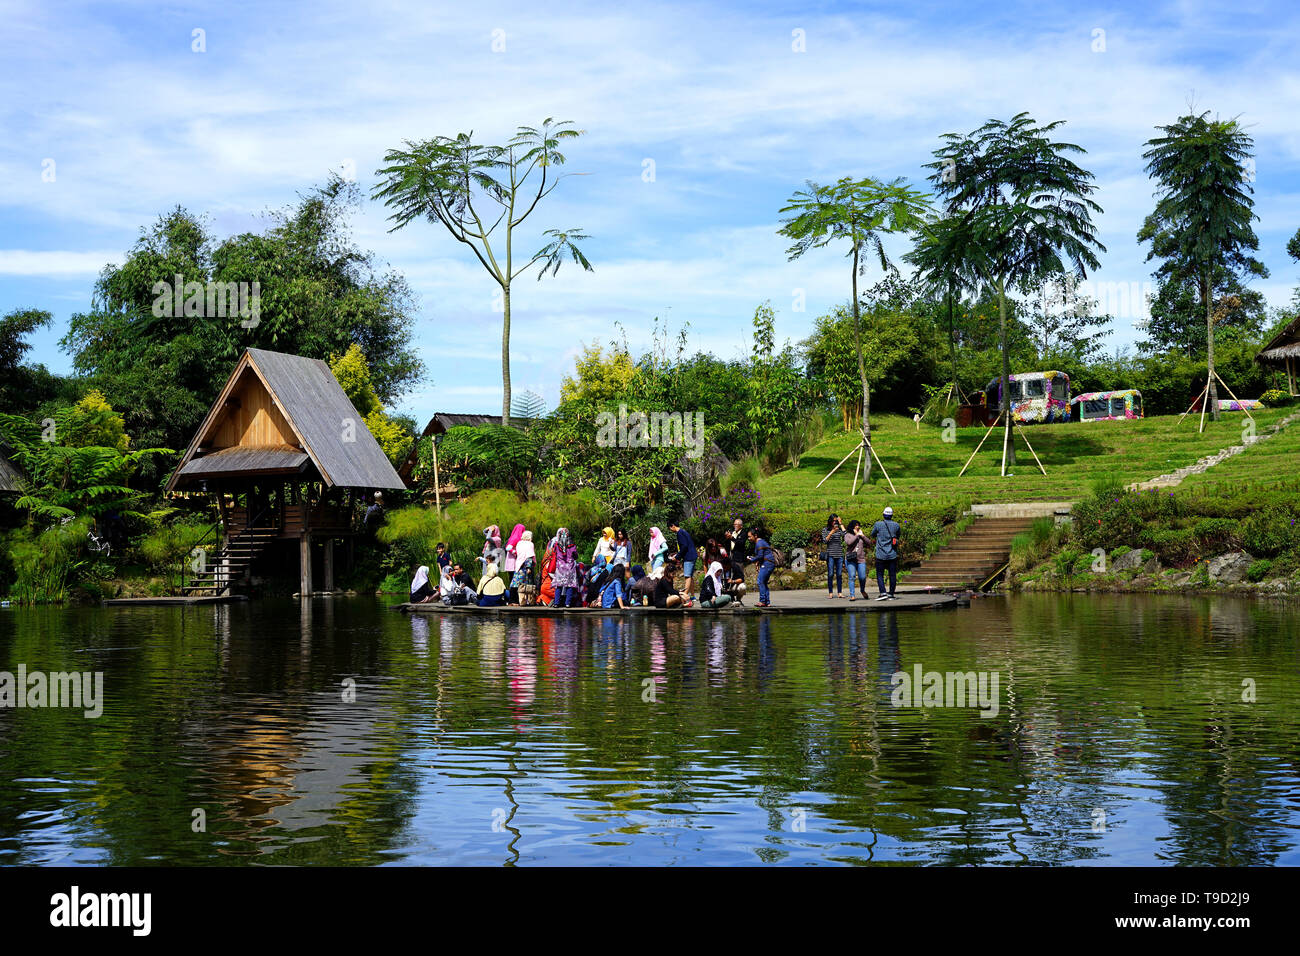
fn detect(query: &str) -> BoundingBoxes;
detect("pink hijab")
[506,523,525,549]
[649,527,666,560]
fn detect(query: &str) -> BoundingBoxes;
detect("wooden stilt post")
[959,413,1001,478]
[300,533,313,597]
[1212,371,1256,426]
[322,537,334,592]
[1013,420,1048,475]
[1173,378,1211,429]
[867,441,897,495]
[817,442,864,489]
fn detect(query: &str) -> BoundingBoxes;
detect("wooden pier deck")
[398,588,959,616]
[104,595,250,607]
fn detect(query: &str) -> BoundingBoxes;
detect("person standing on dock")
[726,518,746,565]
[843,520,868,601]
[748,529,776,608]
[871,507,902,601]
[822,514,846,599]
[669,520,698,601]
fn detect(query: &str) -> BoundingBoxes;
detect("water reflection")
[0,595,1297,866]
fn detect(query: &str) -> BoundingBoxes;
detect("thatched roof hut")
[1256,315,1300,394]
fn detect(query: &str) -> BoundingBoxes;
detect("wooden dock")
[398,589,958,616]
[104,595,250,607]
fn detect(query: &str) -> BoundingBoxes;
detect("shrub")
[1246,559,1273,582]
[720,457,761,495]
[1239,505,1299,558]
[697,485,769,540]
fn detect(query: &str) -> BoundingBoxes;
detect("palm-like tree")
[1140,112,1262,422]
[924,113,1105,470]
[778,176,930,485]
[373,119,593,426]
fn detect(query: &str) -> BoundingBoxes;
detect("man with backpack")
[872,506,902,601]
[747,528,779,607]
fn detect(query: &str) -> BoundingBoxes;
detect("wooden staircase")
[905,516,1036,590]
[181,526,277,596]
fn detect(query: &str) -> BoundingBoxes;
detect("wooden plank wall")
[210,371,298,449]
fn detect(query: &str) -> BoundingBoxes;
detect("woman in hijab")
[410,565,435,604]
[503,523,526,574]
[648,527,668,576]
[438,565,458,604]
[481,525,503,568]
[698,561,733,609]
[593,526,616,565]
[586,555,611,604]
[476,560,506,607]
[509,530,536,604]
[628,564,655,606]
[552,527,579,607]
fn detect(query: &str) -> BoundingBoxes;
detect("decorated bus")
[982,370,1072,424]
[1071,389,1144,422]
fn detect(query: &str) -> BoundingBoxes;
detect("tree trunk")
[1205,266,1219,422]
[998,276,1015,470]
[851,250,871,488]
[948,281,958,405]
[501,283,512,427]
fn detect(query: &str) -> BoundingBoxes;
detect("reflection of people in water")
[877,612,901,691]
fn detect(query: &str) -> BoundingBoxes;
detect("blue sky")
[3,0,1299,421]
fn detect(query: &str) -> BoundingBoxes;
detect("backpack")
[768,545,786,568]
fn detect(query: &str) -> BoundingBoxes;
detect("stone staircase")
[906,516,1038,590]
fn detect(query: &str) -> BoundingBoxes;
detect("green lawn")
[1176,410,1300,492]
[758,408,1292,518]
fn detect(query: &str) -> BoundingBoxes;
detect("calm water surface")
[1,595,1297,865]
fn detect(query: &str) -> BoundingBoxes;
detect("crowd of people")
[408,518,782,610]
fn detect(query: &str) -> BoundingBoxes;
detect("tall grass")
[6,517,92,605]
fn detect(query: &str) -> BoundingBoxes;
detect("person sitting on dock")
[586,555,611,604]
[599,563,629,609]
[722,557,747,605]
[871,507,902,601]
[652,560,688,608]
[698,562,733,609]
[628,564,656,606]
[410,565,435,604]
[476,561,507,607]
[443,564,475,605]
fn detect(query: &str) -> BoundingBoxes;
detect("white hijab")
[515,530,536,565]
[411,566,430,592]
[706,561,725,595]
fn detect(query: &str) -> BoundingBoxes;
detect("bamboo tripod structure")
[1173,370,1257,433]
[957,411,1048,478]
[817,434,898,495]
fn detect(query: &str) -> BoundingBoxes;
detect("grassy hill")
[758,408,1292,520]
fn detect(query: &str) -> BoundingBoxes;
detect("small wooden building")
[1256,315,1300,394]
[166,348,405,596]
[0,447,22,495]
[396,412,503,483]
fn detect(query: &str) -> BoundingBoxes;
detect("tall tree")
[1139,111,1265,419]
[925,113,1104,469]
[778,176,930,486]
[905,215,982,405]
[373,118,594,426]
[63,180,422,459]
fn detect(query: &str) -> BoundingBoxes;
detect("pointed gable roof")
[167,348,405,492]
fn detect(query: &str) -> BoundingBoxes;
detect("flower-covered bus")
[982,370,1071,424]
[1071,389,1144,422]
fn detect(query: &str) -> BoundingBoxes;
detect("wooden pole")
[1197,379,1209,434]
[299,533,313,597]
[432,437,443,514]
[1013,420,1048,475]
[1000,413,1011,476]
[867,442,897,495]
[959,413,1002,478]
[1212,370,1256,425]
[1173,377,1211,428]
[817,442,864,489]
[850,443,864,496]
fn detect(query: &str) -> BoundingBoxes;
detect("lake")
[1,594,1297,865]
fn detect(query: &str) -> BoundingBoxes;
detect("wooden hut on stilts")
[165,348,405,597]
[1256,315,1300,395]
